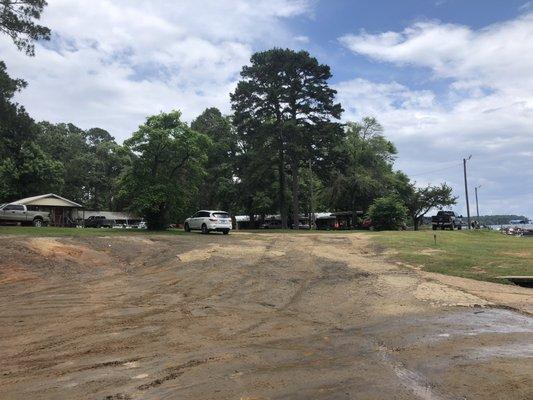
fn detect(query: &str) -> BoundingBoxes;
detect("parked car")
[184,210,232,234]
[261,220,282,229]
[0,203,50,227]
[137,220,147,229]
[292,222,310,230]
[431,211,463,230]
[84,215,116,228]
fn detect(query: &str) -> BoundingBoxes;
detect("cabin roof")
[12,193,83,208]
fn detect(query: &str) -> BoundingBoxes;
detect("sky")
[1,0,532,217]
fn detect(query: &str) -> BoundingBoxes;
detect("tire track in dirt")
[230,236,319,337]
[136,357,221,390]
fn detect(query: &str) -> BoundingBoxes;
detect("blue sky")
[298,0,529,83]
[1,0,532,217]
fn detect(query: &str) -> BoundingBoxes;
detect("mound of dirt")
[25,238,109,266]
[27,238,85,258]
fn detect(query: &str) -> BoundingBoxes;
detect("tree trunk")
[249,212,256,229]
[413,216,419,231]
[279,151,288,229]
[291,159,299,229]
[352,196,358,229]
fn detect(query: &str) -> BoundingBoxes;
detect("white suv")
[184,210,232,234]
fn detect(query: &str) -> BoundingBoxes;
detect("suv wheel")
[223,229,229,235]
[184,223,190,232]
[201,224,208,234]
[33,218,43,227]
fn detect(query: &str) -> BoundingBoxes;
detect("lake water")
[489,224,533,230]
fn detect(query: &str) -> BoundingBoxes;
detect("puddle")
[367,309,533,398]
[434,309,533,336]
[365,308,533,347]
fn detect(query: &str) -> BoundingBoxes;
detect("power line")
[408,162,463,178]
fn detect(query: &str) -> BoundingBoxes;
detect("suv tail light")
[209,218,218,222]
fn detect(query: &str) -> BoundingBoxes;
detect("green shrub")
[368,196,408,230]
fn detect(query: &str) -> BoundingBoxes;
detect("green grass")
[0,226,186,237]
[372,230,533,283]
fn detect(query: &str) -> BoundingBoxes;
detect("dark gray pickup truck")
[431,211,463,230]
[0,203,50,227]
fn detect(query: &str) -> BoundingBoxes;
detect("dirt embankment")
[0,232,531,400]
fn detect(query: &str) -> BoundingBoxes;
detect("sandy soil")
[0,232,531,400]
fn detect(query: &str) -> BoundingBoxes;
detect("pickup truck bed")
[0,204,50,227]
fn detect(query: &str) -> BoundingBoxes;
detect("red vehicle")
[360,218,373,229]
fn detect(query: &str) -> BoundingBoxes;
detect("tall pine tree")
[231,49,343,228]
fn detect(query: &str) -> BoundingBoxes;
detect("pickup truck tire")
[33,218,43,227]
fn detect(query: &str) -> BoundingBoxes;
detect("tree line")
[0,1,456,230]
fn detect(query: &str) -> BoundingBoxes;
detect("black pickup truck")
[431,211,463,230]
[84,215,115,228]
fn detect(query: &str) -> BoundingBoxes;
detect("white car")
[184,210,232,234]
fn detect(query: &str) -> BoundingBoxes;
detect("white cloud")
[337,14,533,216]
[294,35,310,43]
[339,13,533,95]
[0,0,312,140]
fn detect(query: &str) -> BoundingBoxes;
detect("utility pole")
[309,159,314,230]
[475,185,481,218]
[463,156,472,229]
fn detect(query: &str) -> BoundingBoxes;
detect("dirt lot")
[0,232,531,399]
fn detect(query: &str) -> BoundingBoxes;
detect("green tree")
[191,108,238,211]
[402,183,457,230]
[0,61,62,201]
[368,195,408,231]
[0,0,50,56]
[298,162,326,218]
[36,122,89,202]
[233,137,279,222]
[325,117,398,215]
[119,111,210,230]
[36,122,129,209]
[0,0,56,200]
[231,48,343,228]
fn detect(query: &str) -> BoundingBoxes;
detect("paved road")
[0,233,531,399]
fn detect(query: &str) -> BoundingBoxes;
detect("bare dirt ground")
[0,232,531,400]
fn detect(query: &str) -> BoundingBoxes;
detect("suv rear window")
[213,213,230,218]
